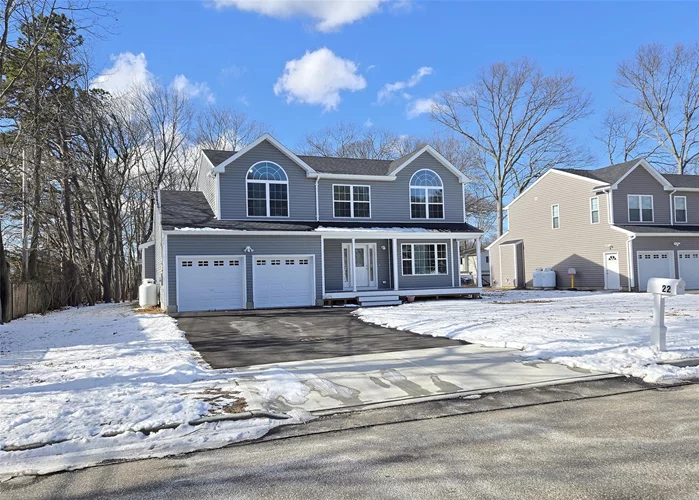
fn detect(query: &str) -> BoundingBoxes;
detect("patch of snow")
[356,290,699,384]
[0,304,309,477]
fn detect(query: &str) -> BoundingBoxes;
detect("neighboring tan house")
[488,158,699,292]
[140,134,483,312]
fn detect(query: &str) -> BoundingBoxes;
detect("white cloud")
[273,47,366,112]
[364,118,374,128]
[91,52,152,94]
[406,97,436,119]
[171,74,215,103]
[214,0,385,32]
[377,66,433,103]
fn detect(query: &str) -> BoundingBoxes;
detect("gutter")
[2,411,290,452]
[669,189,677,225]
[626,233,637,291]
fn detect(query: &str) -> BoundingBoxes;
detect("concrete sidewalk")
[227,344,612,414]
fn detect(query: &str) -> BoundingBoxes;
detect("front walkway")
[226,344,611,414]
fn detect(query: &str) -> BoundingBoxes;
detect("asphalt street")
[4,381,699,500]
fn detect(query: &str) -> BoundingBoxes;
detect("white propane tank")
[532,268,544,288]
[541,268,556,288]
[139,279,158,307]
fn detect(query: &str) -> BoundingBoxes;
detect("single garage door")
[177,256,246,312]
[253,255,315,308]
[637,251,674,292]
[678,251,699,290]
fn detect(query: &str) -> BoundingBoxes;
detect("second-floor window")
[552,204,560,229]
[247,162,288,217]
[333,185,371,218]
[628,195,653,222]
[675,196,687,223]
[590,197,600,224]
[410,169,444,219]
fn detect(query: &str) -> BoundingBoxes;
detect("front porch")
[317,228,483,305]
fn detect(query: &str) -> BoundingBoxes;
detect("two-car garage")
[636,248,699,291]
[176,254,315,312]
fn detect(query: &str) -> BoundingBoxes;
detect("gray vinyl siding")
[143,245,155,280]
[397,239,459,289]
[218,140,316,221]
[632,236,699,288]
[490,171,630,290]
[166,234,322,310]
[323,239,392,292]
[672,193,699,224]
[613,166,671,224]
[197,156,218,215]
[318,153,465,223]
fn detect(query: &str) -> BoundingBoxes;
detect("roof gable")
[212,134,317,175]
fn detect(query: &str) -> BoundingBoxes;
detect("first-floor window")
[401,243,448,276]
[675,196,687,223]
[628,195,653,222]
[552,204,560,229]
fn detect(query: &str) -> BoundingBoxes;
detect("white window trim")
[409,169,445,220]
[627,194,654,223]
[401,243,449,276]
[590,196,600,225]
[332,184,372,219]
[674,195,688,224]
[551,204,560,229]
[245,161,290,218]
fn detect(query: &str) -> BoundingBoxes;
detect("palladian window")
[246,162,288,217]
[410,169,444,219]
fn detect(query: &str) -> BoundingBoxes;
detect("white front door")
[637,251,674,292]
[342,243,378,290]
[678,251,699,290]
[604,252,621,290]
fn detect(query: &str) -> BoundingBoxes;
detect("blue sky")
[94,1,699,160]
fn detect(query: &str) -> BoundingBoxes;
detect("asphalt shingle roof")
[202,149,236,166]
[557,159,699,189]
[662,174,699,189]
[159,190,482,233]
[616,225,699,234]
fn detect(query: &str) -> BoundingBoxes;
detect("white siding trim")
[162,233,169,310]
[214,134,317,174]
[216,173,222,220]
[611,159,673,190]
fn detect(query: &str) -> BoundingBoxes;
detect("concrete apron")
[225,345,615,415]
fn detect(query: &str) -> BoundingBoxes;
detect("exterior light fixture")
[244,246,254,253]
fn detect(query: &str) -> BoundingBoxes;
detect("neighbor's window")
[590,197,600,224]
[333,185,371,218]
[410,169,444,219]
[552,204,560,229]
[675,196,687,223]
[628,195,653,222]
[401,243,448,275]
[246,161,288,217]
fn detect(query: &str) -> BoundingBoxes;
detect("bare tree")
[432,58,593,236]
[594,108,659,164]
[616,42,699,174]
[194,105,267,151]
[298,121,404,159]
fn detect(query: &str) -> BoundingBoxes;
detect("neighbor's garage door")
[177,256,245,312]
[678,251,699,290]
[637,251,674,292]
[253,256,314,308]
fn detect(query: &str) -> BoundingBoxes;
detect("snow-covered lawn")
[356,290,699,384]
[0,304,309,477]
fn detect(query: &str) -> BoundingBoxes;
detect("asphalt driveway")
[174,308,463,369]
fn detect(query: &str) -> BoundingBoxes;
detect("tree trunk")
[27,146,42,280]
[0,223,11,324]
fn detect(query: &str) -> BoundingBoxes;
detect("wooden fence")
[7,282,55,321]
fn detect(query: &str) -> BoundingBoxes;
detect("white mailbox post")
[646,277,686,351]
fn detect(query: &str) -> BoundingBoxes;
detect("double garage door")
[637,250,699,291]
[177,255,315,312]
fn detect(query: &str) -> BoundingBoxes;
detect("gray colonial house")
[140,134,483,312]
[488,158,699,292]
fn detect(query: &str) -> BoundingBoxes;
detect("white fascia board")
[611,159,673,190]
[485,231,510,250]
[164,229,483,239]
[164,230,321,236]
[610,225,637,236]
[665,186,699,192]
[212,134,317,175]
[628,232,699,237]
[308,173,396,181]
[390,146,470,183]
[138,241,155,250]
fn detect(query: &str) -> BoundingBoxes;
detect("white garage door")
[678,251,699,290]
[253,256,315,309]
[177,256,245,312]
[637,251,674,292]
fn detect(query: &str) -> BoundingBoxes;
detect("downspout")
[626,234,637,291]
[315,177,320,222]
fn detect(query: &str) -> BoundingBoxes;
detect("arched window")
[410,169,443,219]
[246,161,289,217]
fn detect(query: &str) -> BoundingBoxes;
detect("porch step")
[358,295,402,307]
